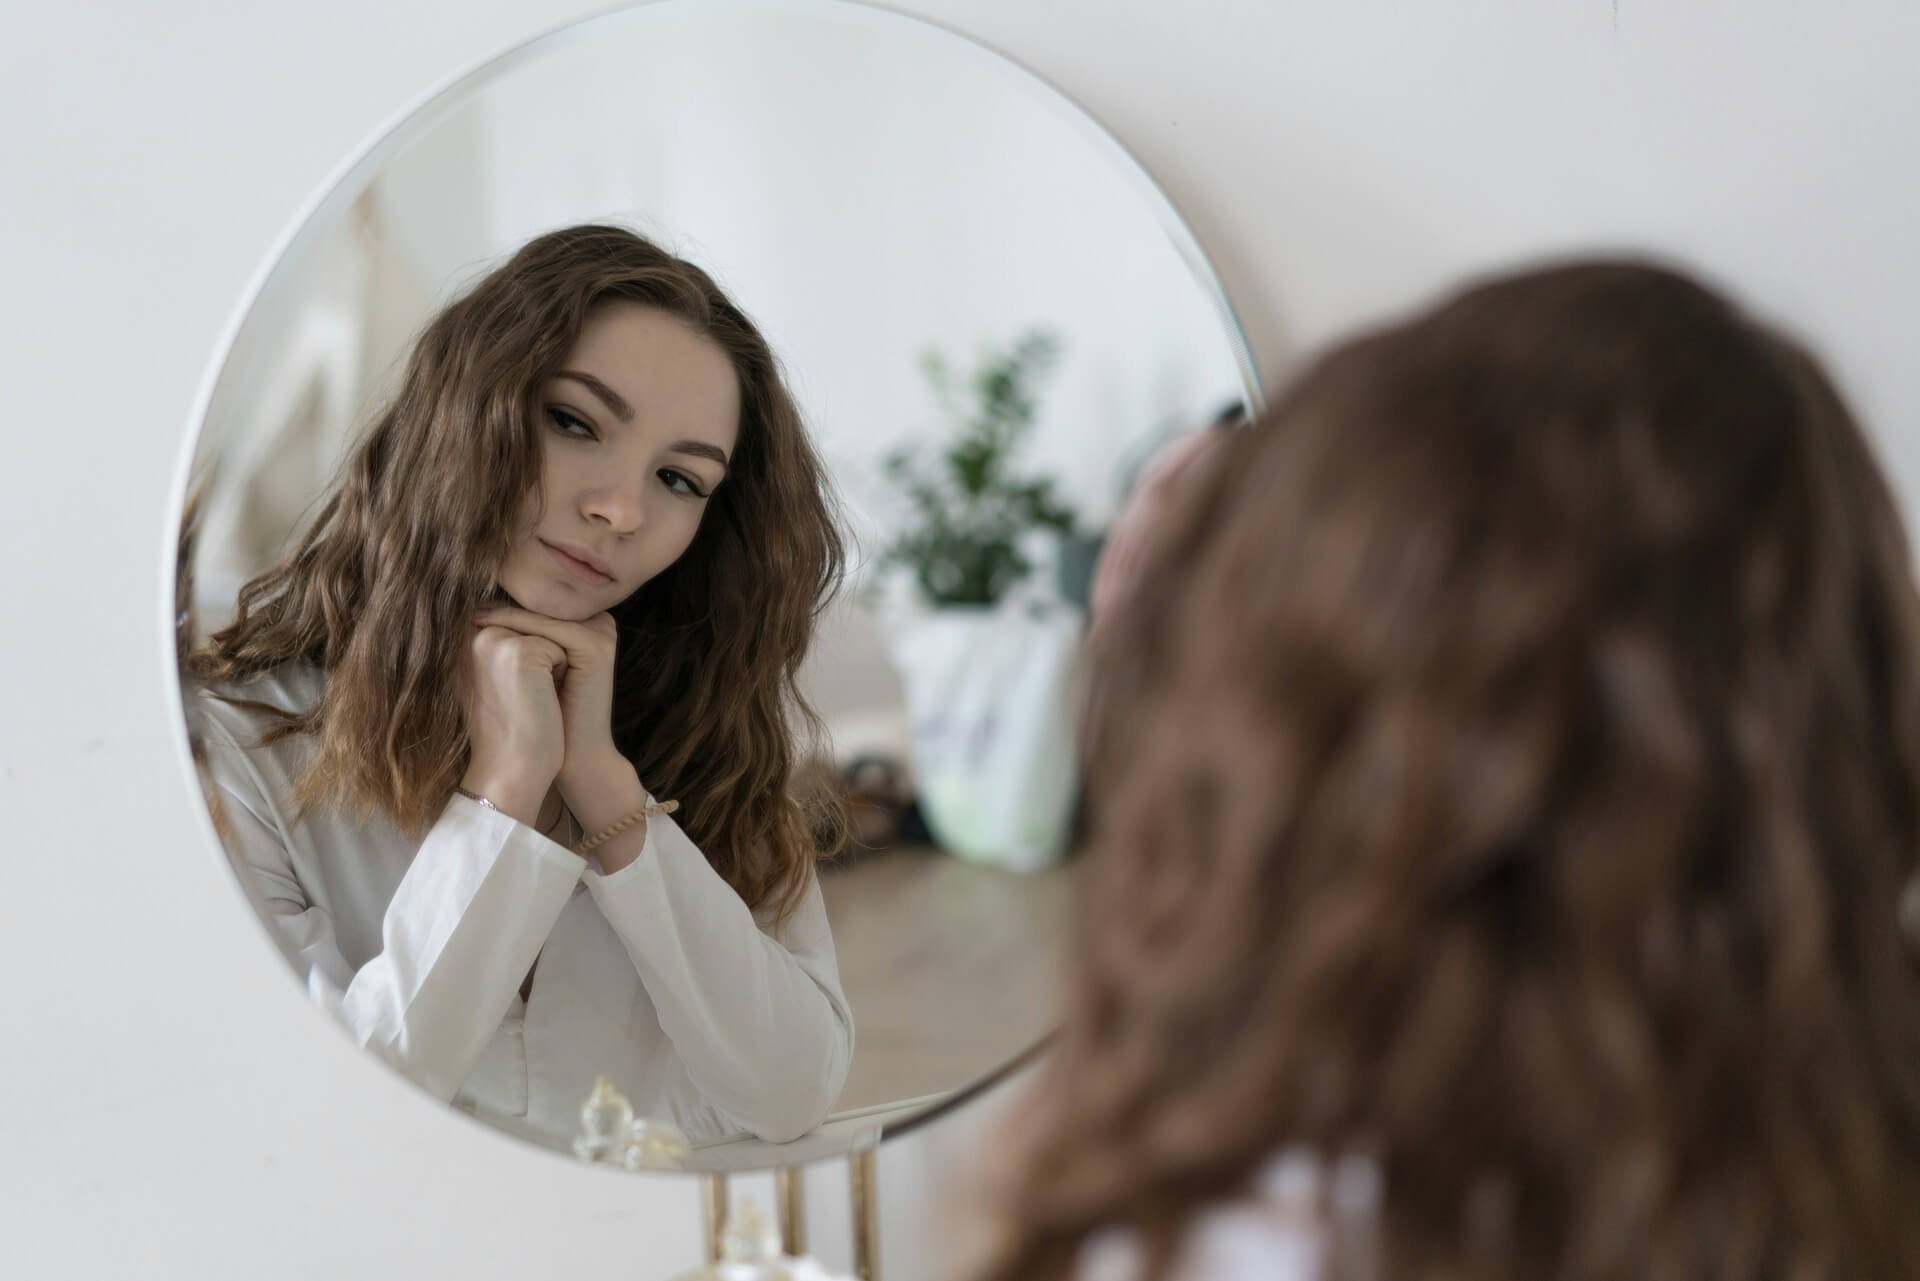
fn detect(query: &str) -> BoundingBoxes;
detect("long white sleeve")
[581,815,853,1144]
[197,701,584,1099]
[191,669,854,1146]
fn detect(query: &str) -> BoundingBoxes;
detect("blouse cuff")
[578,818,661,894]
[453,793,587,870]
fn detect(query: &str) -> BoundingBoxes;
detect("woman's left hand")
[473,607,626,794]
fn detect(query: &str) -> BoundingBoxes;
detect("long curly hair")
[982,260,1920,1279]
[188,223,845,922]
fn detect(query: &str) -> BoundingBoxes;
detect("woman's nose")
[582,485,645,535]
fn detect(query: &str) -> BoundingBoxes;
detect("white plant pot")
[885,598,1083,871]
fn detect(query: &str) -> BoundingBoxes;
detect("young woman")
[981,260,1920,1278]
[189,223,852,1148]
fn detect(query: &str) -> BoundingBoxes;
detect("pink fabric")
[1089,428,1227,621]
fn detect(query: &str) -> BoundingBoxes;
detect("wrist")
[560,753,649,835]
[458,767,552,829]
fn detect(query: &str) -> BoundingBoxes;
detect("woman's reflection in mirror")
[184,224,853,1147]
[986,260,1920,1279]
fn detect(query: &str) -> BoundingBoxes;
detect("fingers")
[475,607,616,656]
[474,606,582,641]
[529,635,568,675]
[473,623,568,676]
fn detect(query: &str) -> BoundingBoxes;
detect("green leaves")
[880,330,1077,607]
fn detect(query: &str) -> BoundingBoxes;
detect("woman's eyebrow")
[672,440,731,471]
[555,370,633,422]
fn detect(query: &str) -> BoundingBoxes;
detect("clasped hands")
[460,606,650,858]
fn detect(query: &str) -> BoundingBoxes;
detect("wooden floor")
[818,846,1075,1112]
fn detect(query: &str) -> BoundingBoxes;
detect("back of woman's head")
[990,260,1920,1279]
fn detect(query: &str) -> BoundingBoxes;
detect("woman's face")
[497,301,741,621]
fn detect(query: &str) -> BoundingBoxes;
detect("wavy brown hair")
[983,261,1920,1279]
[189,223,845,921]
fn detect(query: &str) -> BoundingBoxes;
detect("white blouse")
[193,664,853,1149]
[1074,1152,1376,1281]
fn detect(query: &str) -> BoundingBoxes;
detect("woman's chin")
[493,578,602,622]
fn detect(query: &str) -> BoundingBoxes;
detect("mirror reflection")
[174,0,1253,1171]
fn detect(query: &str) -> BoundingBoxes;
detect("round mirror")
[172,0,1257,1174]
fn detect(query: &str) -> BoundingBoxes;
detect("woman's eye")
[547,407,596,439]
[661,469,708,499]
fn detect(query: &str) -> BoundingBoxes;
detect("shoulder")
[191,662,326,745]
[1075,1151,1354,1281]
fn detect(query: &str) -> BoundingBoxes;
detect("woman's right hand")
[460,623,568,827]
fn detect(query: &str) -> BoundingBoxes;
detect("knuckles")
[470,626,566,674]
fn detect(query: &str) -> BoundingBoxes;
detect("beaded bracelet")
[574,798,680,855]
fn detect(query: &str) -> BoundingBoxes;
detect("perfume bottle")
[571,1074,691,1171]
[572,1075,634,1163]
[668,1197,854,1281]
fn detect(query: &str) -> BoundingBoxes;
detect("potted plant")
[875,329,1084,871]
[877,330,1078,603]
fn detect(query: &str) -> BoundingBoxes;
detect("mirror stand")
[699,1155,880,1279]
[777,1166,807,1257]
[849,1150,879,1281]
[699,1173,730,1259]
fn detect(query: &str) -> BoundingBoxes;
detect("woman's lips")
[541,539,615,585]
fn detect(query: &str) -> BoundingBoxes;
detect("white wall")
[6,1,1920,1278]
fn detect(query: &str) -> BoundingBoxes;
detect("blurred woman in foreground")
[987,260,1920,1279]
